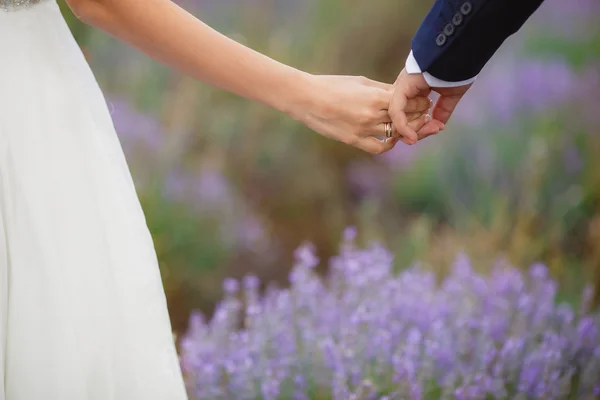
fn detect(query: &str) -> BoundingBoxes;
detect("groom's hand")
[390,69,471,142]
[428,83,472,126]
[389,69,443,144]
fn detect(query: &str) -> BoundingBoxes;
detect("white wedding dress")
[0,1,189,399]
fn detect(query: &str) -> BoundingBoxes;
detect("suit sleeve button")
[452,12,463,25]
[435,33,447,46]
[444,22,455,36]
[460,1,473,15]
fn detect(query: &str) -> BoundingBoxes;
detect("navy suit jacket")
[410,0,545,83]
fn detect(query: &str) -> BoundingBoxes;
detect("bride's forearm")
[68,0,313,117]
[66,0,436,153]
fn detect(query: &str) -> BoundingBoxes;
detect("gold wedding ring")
[385,122,393,139]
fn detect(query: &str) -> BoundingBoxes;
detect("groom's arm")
[389,0,545,140]
[407,0,545,86]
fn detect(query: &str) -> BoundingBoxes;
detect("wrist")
[270,69,318,122]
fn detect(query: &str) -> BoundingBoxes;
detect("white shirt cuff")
[405,50,477,88]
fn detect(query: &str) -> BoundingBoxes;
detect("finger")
[394,72,431,99]
[372,120,424,141]
[407,115,445,141]
[431,94,462,124]
[407,114,432,134]
[389,103,418,145]
[389,86,421,145]
[375,109,393,122]
[405,95,433,113]
[416,120,445,141]
[353,136,397,155]
[367,121,395,140]
[374,112,421,125]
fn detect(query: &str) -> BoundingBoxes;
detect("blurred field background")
[58,0,600,337]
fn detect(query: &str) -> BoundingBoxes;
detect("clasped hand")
[295,70,470,155]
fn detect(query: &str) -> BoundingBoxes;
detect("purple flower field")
[180,229,600,399]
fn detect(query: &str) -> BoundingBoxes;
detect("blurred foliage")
[58,0,600,334]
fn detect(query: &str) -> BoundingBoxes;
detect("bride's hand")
[290,75,434,154]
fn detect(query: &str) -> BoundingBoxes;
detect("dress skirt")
[0,1,188,399]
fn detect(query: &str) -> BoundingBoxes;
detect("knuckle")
[370,96,381,109]
[361,110,376,124]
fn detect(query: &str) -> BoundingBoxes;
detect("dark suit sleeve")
[408,0,545,83]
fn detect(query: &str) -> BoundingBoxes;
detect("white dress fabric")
[0,1,188,399]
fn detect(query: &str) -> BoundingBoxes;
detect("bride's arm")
[66,0,436,152]
[67,0,309,117]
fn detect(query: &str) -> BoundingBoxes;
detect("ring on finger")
[385,122,393,139]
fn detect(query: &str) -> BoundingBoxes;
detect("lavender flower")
[180,229,600,399]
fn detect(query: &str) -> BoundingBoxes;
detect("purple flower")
[179,229,600,399]
[243,275,260,291]
[529,263,548,280]
[293,242,319,269]
[223,278,240,296]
